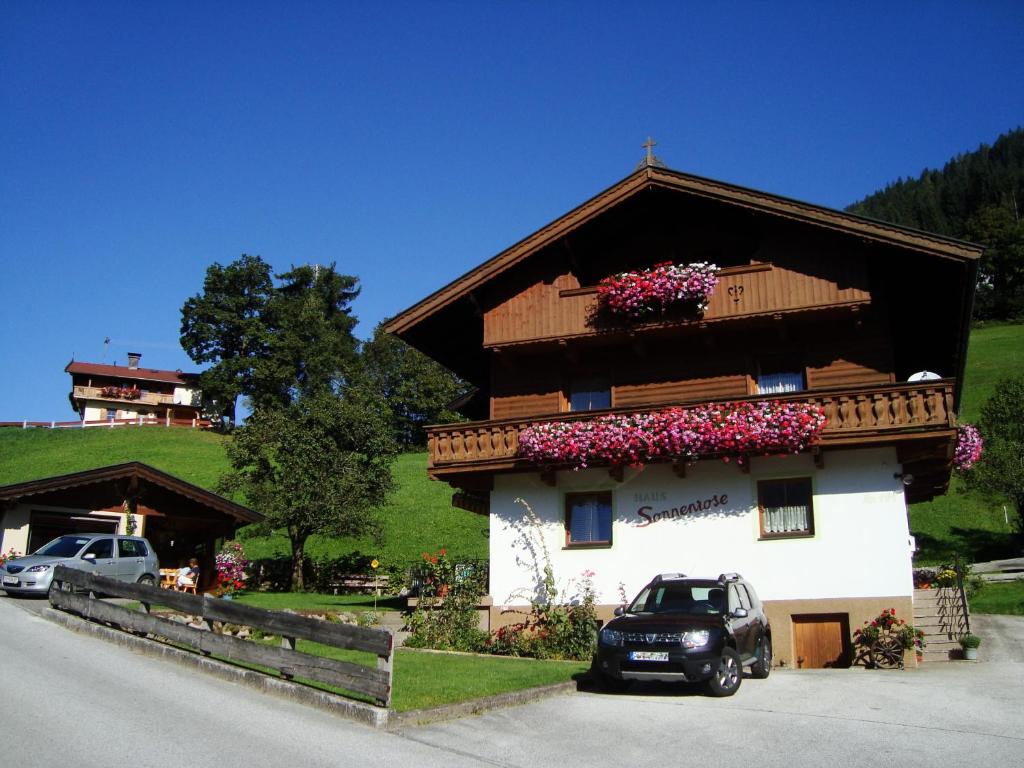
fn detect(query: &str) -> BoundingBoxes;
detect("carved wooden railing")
[426,381,955,472]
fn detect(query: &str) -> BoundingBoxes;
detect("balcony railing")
[72,385,175,407]
[426,380,956,475]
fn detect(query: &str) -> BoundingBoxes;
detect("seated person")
[176,558,200,589]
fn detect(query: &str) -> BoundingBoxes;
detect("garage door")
[792,613,852,669]
[28,511,119,553]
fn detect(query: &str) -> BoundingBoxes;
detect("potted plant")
[959,633,981,660]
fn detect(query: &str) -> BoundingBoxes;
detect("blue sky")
[2,1,1022,423]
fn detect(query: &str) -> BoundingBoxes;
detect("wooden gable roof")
[0,462,261,524]
[66,361,198,386]
[384,165,982,338]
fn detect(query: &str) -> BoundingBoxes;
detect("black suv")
[591,572,771,697]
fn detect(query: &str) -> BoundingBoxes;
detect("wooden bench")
[329,574,389,595]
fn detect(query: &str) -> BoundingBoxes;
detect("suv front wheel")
[704,648,743,697]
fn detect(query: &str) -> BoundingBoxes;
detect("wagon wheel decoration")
[870,635,905,670]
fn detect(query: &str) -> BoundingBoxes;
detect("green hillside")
[0,426,230,489]
[0,426,487,567]
[238,451,489,566]
[909,322,1023,565]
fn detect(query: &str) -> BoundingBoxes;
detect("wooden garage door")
[792,613,851,669]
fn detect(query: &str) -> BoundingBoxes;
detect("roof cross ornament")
[636,136,667,170]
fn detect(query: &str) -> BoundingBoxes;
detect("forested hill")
[846,128,1024,321]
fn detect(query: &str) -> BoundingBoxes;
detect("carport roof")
[0,462,261,523]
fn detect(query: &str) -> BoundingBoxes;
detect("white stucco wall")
[0,506,31,555]
[489,447,914,607]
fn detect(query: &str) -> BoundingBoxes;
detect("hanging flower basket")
[953,424,982,471]
[517,400,827,469]
[595,261,720,320]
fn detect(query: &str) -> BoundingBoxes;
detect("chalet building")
[384,151,981,669]
[66,352,205,425]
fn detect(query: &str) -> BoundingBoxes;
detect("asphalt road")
[3,594,1023,768]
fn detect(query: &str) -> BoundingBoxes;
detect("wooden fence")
[0,416,212,430]
[48,565,393,707]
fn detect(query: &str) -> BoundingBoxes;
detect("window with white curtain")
[758,478,814,537]
[756,371,805,394]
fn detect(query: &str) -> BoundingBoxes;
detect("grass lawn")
[268,639,586,712]
[233,591,403,613]
[970,580,1024,615]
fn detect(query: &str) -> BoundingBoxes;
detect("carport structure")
[0,462,261,590]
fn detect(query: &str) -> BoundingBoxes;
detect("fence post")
[376,629,394,708]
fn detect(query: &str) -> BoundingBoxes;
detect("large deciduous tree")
[361,322,468,449]
[220,388,396,590]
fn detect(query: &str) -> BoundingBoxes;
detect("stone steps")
[913,587,969,663]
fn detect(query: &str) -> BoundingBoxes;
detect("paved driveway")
[401,613,1024,768]
[4,594,1023,767]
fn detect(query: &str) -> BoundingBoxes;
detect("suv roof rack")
[651,572,687,584]
[718,572,742,583]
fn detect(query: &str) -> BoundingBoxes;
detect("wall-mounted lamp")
[894,472,915,487]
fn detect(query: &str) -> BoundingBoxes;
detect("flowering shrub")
[853,608,925,651]
[596,261,720,320]
[214,540,249,596]
[413,548,455,598]
[100,385,141,400]
[405,547,488,652]
[484,569,599,661]
[953,424,983,471]
[0,547,20,567]
[912,567,937,589]
[518,400,827,469]
[933,568,959,588]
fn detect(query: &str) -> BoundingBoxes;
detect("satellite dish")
[907,371,942,382]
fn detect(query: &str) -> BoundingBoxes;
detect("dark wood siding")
[482,246,873,348]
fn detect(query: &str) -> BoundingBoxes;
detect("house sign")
[635,493,729,527]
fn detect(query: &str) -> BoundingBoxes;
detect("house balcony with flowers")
[425,378,965,504]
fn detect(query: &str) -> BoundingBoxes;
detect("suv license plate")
[629,651,668,662]
[3,575,19,586]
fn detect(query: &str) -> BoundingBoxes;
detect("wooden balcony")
[72,385,175,407]
[426,381,957,480]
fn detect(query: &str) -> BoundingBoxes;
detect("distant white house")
[65,352,205,425]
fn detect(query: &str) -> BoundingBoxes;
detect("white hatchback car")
[0,533,160,596]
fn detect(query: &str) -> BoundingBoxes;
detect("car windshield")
[628,583,725,615]
[34,535,92,558]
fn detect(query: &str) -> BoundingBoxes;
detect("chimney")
[127,352,141,369]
